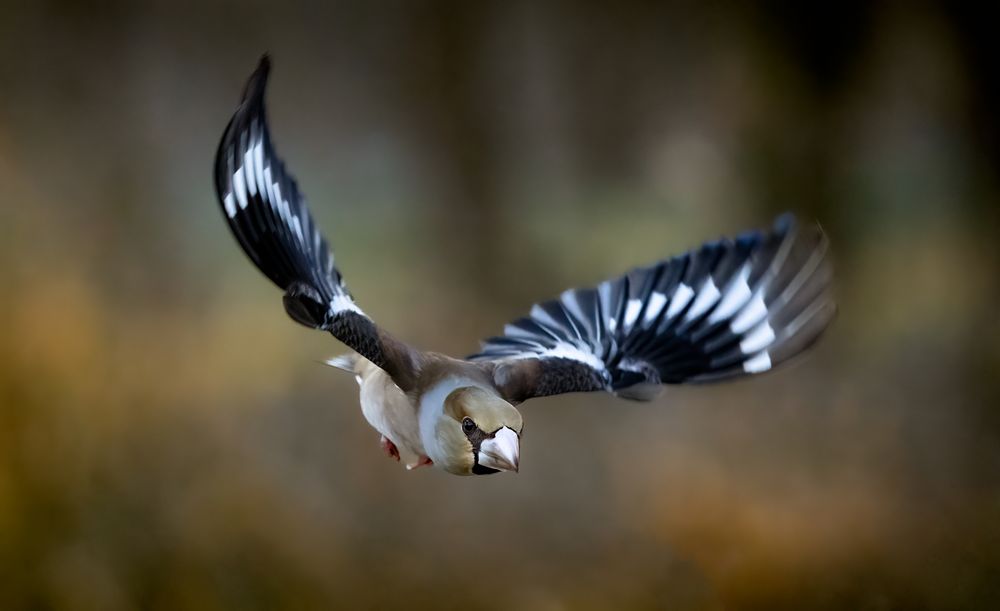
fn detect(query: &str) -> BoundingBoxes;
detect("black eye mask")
[466,424,501,475]
[471,463,500,475]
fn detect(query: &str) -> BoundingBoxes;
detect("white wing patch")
[623,298,643,330]
[502,342,608,373]
[291,214,304,245]
[743,351,772,373]
[740,321,775,354]
[330,294,363,315]
[685,278,720,321]
[224,192,237,218]
[253,138,266,195]
[666,283,694,319]
[233,166,248,209]
[244,147,257,196]
[732,292,767,334]
[644,292,667,325]
[709,264,751,323]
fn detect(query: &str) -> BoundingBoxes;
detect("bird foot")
[380,435,400,462]
[406,456,433,471]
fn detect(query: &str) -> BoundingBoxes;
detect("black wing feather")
[214,56,421,390]
[473,215,835,402]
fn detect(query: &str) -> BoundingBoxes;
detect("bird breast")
[356,360,425,460]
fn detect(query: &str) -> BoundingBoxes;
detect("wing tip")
[215,54,272,193]
[240,53,272,107]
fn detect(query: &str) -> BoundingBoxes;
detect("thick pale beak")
[478,427,520,472]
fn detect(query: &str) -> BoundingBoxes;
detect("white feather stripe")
[709,265,752,323]
[743,351,772,373]
[507,342,606,373]
[223,192,237,218]
[543,343,606,371]
[644,292,668,325]
[329,294,363,315]
[292,214,304,245]
[685,278,720,321]
[253,140,266,198]
[280,195,293,228]
[244,148,257,196]
[623,298,643,329]
[272,183,284,220]
[740,321,775,354]
[732,293,767,334]
[264,166,278,209]
[277,194,287,225]
[665,283,694,318]
[233,166,248,209]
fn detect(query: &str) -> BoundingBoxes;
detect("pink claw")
[380,435,400,461]
[406,456,433,471]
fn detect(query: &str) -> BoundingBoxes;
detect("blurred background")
[1,1,999,609]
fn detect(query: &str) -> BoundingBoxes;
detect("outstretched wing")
[214,56,420,390]
[471,215,834,403]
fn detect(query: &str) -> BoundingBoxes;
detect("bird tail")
[324,353,359,373]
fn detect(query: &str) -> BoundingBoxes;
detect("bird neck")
[417,375,490,465]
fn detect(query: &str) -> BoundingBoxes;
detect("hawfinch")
[214,56,835,476]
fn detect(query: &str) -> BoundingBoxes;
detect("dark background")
[1,1,999,609]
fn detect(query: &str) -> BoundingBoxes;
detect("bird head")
[431,386,523,476]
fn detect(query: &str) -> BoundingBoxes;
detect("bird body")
[332,354,425,465]
[329,351,515,473]
[213,56,835,476]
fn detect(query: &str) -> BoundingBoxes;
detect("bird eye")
[462,417,476,434]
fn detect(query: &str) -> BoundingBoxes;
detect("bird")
[213,56,835,476]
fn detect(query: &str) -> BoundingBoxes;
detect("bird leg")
[379,435,400,462]
[406,456,433,471]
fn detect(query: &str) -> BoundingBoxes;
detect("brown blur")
[2,2,999,609]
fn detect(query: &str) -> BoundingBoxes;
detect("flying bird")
[214,56,835,476]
